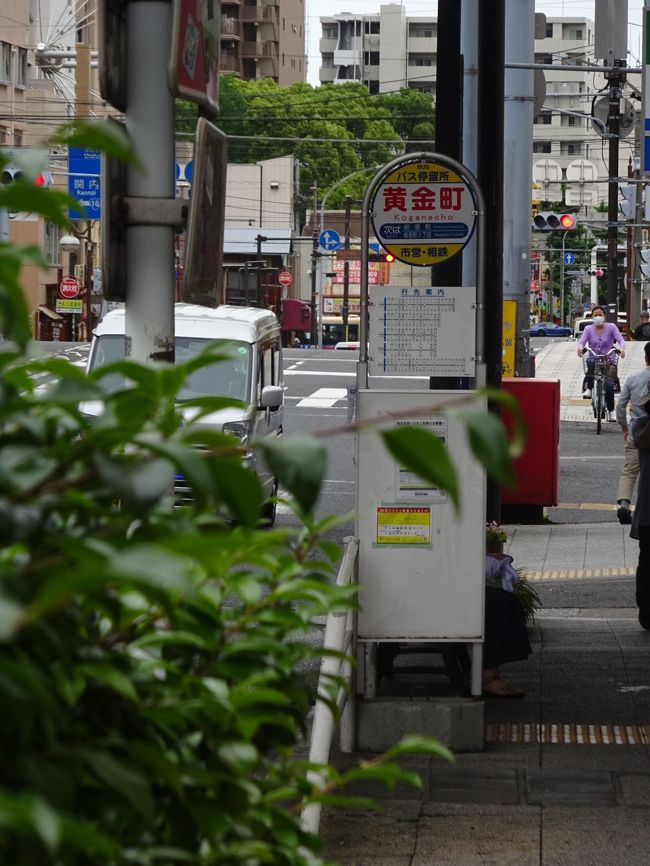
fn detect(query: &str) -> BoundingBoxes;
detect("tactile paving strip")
[486,723,650,745]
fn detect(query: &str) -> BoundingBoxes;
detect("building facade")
[220,0,306,85]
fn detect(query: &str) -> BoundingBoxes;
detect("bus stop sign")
[370,156,477,267]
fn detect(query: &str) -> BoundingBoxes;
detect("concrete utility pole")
[605,61,626,315]
[503,0,534,376]
[75,40,93,342]
[125,1,175,364]
[310,184,318,348]
[343,195,352,341]
[460,0,479,288]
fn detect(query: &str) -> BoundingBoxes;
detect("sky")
[304,0,646,86]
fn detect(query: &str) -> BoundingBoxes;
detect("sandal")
[483,677,525,699]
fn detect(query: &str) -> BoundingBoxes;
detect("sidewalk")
[319,523,650,865]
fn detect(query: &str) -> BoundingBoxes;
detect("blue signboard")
[563,252,575,265]
[319,229,341,251]
[68,147,101,220]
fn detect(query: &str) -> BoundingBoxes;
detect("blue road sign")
[319,229,341,251]
[563,252,575,265]
[68,147,101,220]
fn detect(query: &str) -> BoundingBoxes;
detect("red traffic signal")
[532,212,578,231]
[384,252,395,263]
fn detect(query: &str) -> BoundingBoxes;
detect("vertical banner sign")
[370,157,477,267]
[645,3,650,173]
[502,299,516,378]
[68,148,101,220]
[169,0,220,115]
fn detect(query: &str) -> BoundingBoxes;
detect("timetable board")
[368,285,476,377]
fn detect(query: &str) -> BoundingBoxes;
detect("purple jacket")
[578,322,625,356]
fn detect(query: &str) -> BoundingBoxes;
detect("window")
[534,113,552,124]
[545,22,553,38]
[409,25,434,38]
[322,24,337,39]
[364,51,379,65]
[369,21,379,34]
[368,79,379,94]
[44,221,61,266]
[13,129,22,147]
[16,49,26,87]
[410,55,433,67]
[322,53,334,68]
[563,142,583,156]
[533,142,552,154]
[0,43,10,83]
[0,126,6,144]
[563,25,583,40]
[561,115,581,127]
[291,58,295,68]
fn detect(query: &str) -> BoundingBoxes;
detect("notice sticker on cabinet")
[376,506,431,545]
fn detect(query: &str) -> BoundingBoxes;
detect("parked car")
[530,322,572,338]
[84,303,284,523]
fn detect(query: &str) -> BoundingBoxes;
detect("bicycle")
[580,346,620,434]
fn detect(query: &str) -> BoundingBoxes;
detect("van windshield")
[88,335,252,401]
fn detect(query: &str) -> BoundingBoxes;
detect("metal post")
[125,0,175,364]
[310,184,318,348]
[343,195,351,342]
[560,231,567,327]
[606,61,625,317]
[85,227,93,340]
[461,0,479,289]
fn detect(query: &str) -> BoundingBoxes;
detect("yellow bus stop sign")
[370,158,477,267]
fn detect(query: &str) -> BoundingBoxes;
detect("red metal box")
[501,378,560,506]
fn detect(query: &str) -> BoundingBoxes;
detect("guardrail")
[301,535,359,835]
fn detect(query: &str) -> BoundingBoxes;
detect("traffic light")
[368,249,395,263]
[0,166,51,187]
[532,212,577,231]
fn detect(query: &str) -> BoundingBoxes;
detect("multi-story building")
[319,8,634,213]
[220,0,306,85]
[319,4,435,94]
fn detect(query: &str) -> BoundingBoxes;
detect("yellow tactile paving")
[486,723,650,745]
[525,567,635,581]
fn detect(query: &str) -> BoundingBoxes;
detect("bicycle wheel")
[595,380,603,434]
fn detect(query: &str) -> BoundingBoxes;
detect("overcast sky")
[304,0,646,86]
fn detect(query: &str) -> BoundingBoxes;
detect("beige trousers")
[617,435,640,503]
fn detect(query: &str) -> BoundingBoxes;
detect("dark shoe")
[617,505,632,525]
[639,610,650,631]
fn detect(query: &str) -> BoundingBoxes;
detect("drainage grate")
[486,722,650,745]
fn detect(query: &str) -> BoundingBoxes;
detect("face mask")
[593,315,605,325]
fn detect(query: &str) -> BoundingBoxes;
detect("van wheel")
[260,479,279,526]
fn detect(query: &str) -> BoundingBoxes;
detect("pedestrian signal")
[532,212,577,231]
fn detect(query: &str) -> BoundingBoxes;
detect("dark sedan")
[529,322,572,338]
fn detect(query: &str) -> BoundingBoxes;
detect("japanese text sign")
[68,147,101,221]
[370,158,477,267]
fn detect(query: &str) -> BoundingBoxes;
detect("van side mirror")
[260,384,283,411]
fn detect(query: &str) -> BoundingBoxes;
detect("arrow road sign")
[319,229,341,251]
[563,252,576,265]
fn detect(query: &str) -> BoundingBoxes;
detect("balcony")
[241,40,259,57]
[261,41,279,59]
[221,17,241,38]
[241,5,259,22]
[220,54,241,73]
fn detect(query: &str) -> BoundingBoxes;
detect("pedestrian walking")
[634,311,650,342]
[629,386,650,629]
[615,342,650,523]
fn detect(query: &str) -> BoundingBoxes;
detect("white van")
[85,303,284,522]
[573,315,592,339]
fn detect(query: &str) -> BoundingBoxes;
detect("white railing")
[301,535,359,835]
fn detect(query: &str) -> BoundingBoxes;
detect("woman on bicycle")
[577,307,626,421]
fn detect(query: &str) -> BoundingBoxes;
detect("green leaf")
[381,425,459,512]
[51,118,140,166]
[0,594,24,641]
[256,435,326,514]
[217,741,259,773]
[384,734,455,763]
[78,664,138,702]
[462,410,517,488]
[108,545,198,594]
[482,386,527,458]
[26,797,61,851]
[83,752,154,820]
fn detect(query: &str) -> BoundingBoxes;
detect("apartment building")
[319,8,634,212]
[220,0,306,85]
[319,4,435,94]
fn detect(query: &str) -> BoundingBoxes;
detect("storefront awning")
[38,305,63,321]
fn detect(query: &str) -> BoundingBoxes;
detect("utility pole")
[310,183,318,348]
[75,40,91,342]
[343,195,352,341]
[124,0,175,364]
[605,60,626,317]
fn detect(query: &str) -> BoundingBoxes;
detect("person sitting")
[482,553,532,698]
